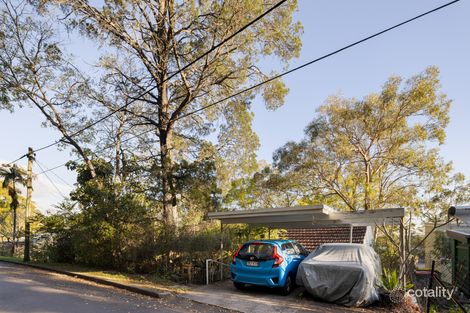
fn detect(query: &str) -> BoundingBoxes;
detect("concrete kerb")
[0,259,245,312]
[0,259,172,299]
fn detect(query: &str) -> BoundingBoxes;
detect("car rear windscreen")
[237,243,274,260]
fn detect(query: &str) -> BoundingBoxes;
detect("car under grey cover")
[296,243,381,307]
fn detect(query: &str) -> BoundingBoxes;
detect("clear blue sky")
[1,0,469,212]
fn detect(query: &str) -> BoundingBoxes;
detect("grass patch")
[43,263,177,287]
[0,255,185,292]
[0,255,22,262]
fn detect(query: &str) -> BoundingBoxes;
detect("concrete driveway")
[182,280,381,313]
[0,262,232,313]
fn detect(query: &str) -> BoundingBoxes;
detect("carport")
[206,205,406,284]
[208,204,405,243]
[196,205,405,312]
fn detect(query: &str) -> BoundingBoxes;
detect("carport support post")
[220,223,224,281]
[399,217,406,289]
[206,259,210,285]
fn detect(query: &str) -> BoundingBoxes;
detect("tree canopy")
[1,0,303,228]
[272,67,453,211]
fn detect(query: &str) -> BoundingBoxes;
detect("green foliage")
[173,159,222,224]
[224,165,310,209]
[4,1,468,290]
[0,185,13,239]
[0,1,89,123]
[272,67,453,211]
[380,266,414,294]
[0,0,304,243]
[215,102,261,193]
[0,165,26,210]
[432,231,452,262]
[39,159,158,270]
[38,158,226,274]
[224,168,278,209]
[0,184,40,257]
[21,0,303,227]
[381,267,400,292]
[375,235,401,272]
[0,164,27,254]
[423,173,470,221]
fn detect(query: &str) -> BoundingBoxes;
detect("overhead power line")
[36,161,70,176]
[35,159,73,188]
[33,160,67,199]
[5,154,27,166]
[36,127,157,176]
[15,0,288,156]
[34,0,461,175]
[176,0,462,120]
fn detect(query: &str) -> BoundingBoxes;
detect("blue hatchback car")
[230,239,308,295]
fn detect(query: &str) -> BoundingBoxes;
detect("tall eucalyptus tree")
[36,0,303,227]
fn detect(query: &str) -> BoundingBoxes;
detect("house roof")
[280,227,367,251]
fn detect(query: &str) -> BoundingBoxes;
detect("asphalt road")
[0,262,232,313]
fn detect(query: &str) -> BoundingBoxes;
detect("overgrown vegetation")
[0,0,469,291]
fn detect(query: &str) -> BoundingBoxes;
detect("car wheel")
[233,282,245,290]
[281,274,294,295]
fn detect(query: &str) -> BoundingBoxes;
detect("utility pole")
[24,147,34,262]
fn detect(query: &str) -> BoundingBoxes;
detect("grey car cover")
[296,243,381,307]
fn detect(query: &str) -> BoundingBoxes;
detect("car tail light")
[232,245,242,264]
[272,246,284,268]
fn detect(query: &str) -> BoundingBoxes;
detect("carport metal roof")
[208,205,404,228]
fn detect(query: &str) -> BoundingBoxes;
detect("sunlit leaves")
[262,77,289,111]
[273,67,455,211]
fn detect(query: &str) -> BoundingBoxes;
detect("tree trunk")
[159,129,178,228]
[156,0,178,230]
[364,160,371,210]
[11,205,17,256]
[114,115,124,183]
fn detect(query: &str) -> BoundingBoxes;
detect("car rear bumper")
[230,267,286,287]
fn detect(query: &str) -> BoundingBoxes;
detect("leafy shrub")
[381,267,400,292]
